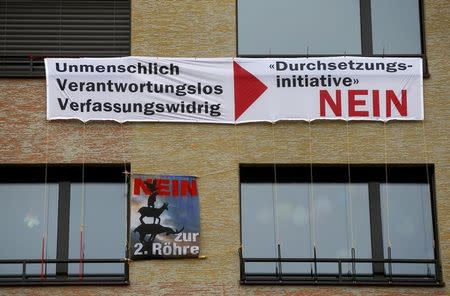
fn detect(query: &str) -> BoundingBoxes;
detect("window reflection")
[0,184,58,275]
[241,182,372,275]
[371,0,422,54]
[238,0,362,55]
[69,183,127,275]
[241,183,276,274]
[381,183,434,275]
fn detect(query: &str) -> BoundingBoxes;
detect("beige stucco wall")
[0,0,449,295]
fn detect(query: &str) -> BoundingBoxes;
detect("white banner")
[45,57,423,123]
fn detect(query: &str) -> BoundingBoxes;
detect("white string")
[113,0,117,56]
[383,122,391,248]
[2,1,8,69]
[421,120,433,271]
[421,120,431,216]
[58,0,62,57]
[233,119,239,174]
[308,122,316,253]
[121,123,128,257]
[80,122,86,233]
[233,123,243,252]
[271,124,279,250]
[345,122,354,271]
[79,122,87,276]
[419,169,431,269]
[41,118,50,277]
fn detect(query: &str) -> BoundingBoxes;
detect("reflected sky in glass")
[381,183,434,275]
[238,0,361,55]
[241,182,371,274]
[0,184,58,275]
[69,183,127,274]
[371,0,422,54]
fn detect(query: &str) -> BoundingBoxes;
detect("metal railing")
[239,246,443,286]
[0,258,129,286]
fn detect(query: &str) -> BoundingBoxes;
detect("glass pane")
[371,0,422,54]
[0,184,58,276]
[241,182,372,276]
[381,183,435,275]
[69,183,127,275]
[241,183,277,274]
[276,183,311,274]
[238,0,361,55]
[314,184,372,274]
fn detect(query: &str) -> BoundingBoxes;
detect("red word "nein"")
[133,178,198,197]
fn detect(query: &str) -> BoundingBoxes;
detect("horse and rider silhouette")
[134,179,183,248]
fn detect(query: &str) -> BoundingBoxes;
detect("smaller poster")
[130,174,200,259]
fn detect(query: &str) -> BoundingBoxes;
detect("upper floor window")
[0,0,131,77]
[0,164,129,285]
[239,164,443,286]
[237,0,425,58]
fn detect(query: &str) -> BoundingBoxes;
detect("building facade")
[0,0,449,295]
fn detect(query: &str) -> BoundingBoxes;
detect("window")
[0,164,129,285]
[237,0,425,58]
[0,0,131,76]
[239,164,443,286]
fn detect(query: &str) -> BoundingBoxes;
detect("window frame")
[236,0,429,76]
[0,164,130,286]
[239,164,443,286]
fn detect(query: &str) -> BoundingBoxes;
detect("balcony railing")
[239,246,443,286]
[0,258,129,286]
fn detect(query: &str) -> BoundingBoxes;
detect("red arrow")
[233,61,268,120]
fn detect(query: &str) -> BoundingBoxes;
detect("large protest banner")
[130,174,200,259]
[45,57,423,123]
